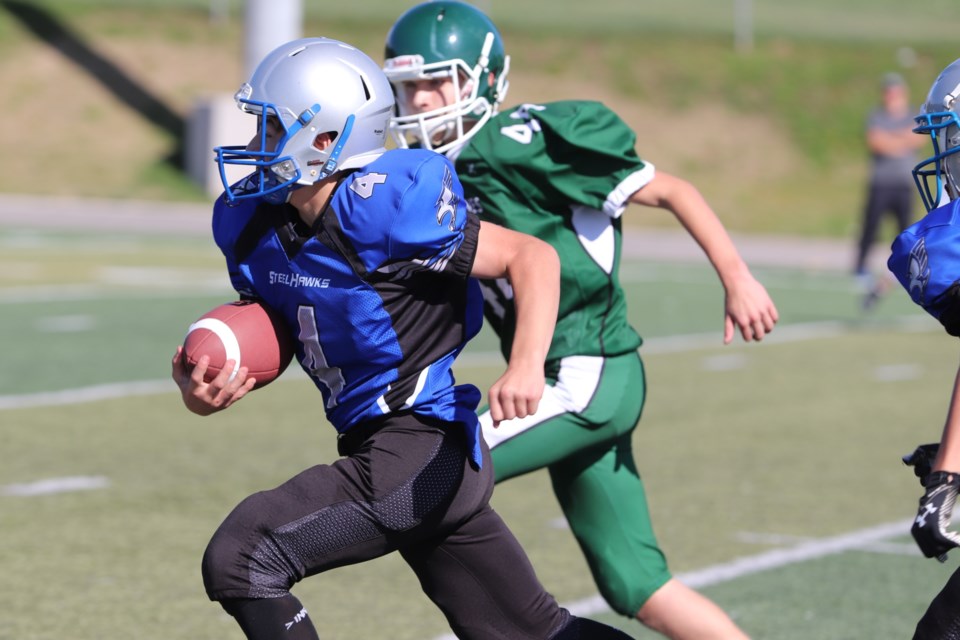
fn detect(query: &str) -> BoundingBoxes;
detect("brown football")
[182,300,295,389]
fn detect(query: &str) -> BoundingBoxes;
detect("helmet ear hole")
[312,132,337,151]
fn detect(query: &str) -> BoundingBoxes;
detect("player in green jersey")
[384,3,779,638]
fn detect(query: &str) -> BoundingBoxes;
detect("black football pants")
[201,413,576,639]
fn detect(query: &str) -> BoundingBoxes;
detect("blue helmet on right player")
[913,58,960,212]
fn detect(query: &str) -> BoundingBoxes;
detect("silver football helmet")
[914,58,960,211]
[216,38,395,203]
[383,1,510,154]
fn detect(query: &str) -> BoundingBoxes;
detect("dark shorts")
[201,412,570,639]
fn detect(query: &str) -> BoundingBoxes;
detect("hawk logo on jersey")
[908,237,931,303]
[436,166,458,231]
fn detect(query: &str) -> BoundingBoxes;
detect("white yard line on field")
[0,380,174,410]
[673,519,915,590]
[0,316,939,412]
[1,475,110,496]
[0,283,231,303]
[431,519,918,639]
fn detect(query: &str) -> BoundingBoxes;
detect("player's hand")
[723,274,779,344]
[912,471,960,561]
[487,360,545,427]
[171,346,256,416]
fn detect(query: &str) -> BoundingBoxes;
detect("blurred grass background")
[1,0,958,237]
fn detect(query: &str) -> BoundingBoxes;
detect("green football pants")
[479,351,671,616]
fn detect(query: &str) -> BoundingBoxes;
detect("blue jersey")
[889,198,960,333]
[212,149,485,465]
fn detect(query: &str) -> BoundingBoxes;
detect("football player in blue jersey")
[888,57,960,640]
[171,37,635,640]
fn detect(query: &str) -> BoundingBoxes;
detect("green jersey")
[455,100,652,362]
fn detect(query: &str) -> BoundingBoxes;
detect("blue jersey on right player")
[889,198,960,333]
[212,148,486,464]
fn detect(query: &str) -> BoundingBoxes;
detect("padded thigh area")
[202,419,488,601]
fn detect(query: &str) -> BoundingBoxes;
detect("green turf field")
[3,1,960,637]
[2,220,958,639]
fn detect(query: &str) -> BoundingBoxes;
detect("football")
[182,300,295,389]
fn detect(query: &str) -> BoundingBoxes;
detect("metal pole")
[208,0,229,26]
[734,0,753,54]
[243,0,303,78]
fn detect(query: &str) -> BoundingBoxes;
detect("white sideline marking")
[0,366,310,411]
[0,317,940,412]
[701,353,748,372]
[431,519,916,639]
[639,320,850,354]
[736,531,813,545]
[673,519,914,589]
[873,363,924,382]
[736,530,922,556]
[36,314,97,333]
[2,475,110,496]
[0,380,173,410]
[0,284,230,303]
[862,541,923,556]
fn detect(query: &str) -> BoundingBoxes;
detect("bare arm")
[471,220,560,425]
[630,170,779,343]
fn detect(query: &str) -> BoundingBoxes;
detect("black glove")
[903,443,941,482]
[912,471,960,561]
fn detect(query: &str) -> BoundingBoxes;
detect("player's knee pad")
[202,494,300,600]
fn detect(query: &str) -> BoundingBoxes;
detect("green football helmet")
[384,1,510,154]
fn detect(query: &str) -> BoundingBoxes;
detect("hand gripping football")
[182,300,295,389]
